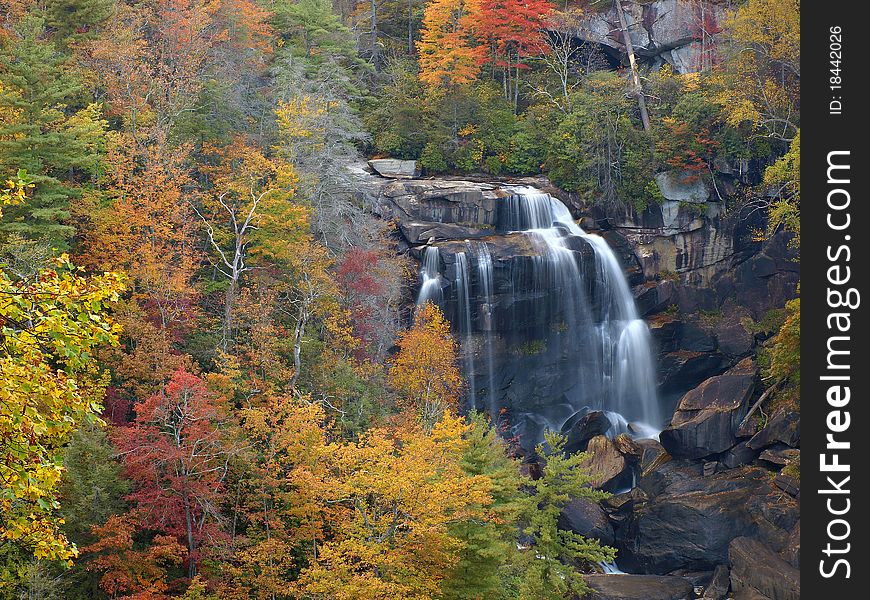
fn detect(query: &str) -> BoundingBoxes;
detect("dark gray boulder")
[728,537,800,600]
[563,410,612,455]
[660,358,757,459]
[702,564,730,600]
[558,497,615,546]
[582,574,694,600]
[746,407,799,450]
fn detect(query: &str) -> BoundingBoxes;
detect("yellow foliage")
[1,251,124,575]
[388,302,462,430]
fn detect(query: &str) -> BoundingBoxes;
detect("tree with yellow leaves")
[388,302,462,430]
[717,0,799,142]
[295,412,492,599]
[1,174,125,585]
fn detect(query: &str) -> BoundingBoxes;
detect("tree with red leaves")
[475,0,555,109]
[335,248,388,359]
[113,368,235,578]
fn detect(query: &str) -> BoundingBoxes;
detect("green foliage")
[58,426,129,545]
[763,130,800,247]
[442,413,524,599]
[0,14,105,248]
[768,296,799,386]
[516,432,615,598]
[45,0,116,42]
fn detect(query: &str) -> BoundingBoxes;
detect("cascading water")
[473,242,498,414]
[414,188,662,446]
[454,251,476,408]
[417,246,443,307]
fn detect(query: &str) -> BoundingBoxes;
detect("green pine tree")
[517,431,616,599]
[0,13,105,248]
[442,413,525,599]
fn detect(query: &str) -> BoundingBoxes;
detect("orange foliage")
[417,0,485,87]
[76,132,200,331]
[84,514,186,599]
[388,302,462,429]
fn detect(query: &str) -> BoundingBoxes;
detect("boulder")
[702,564,730,600]
[558,497,615,546]
[635,438,670,477]
[563,410,612,455]
[367,158,417,178]
[615,462,798,574]
[658,351,727,398]
[582,574,694,600]
[715,305,755,358]
[583,435,631,491]
[634,279,676,316]
[746,407,799,450]
[728,537,800,600]
[720,441,759,470]
[660,358,757,459]
[602,487,649,526]
[757,447,799,468]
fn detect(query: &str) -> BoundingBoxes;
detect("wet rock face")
[614,461,799,575]
[660,358,757,459]
[380,179,663,449]
[582,574,694,600]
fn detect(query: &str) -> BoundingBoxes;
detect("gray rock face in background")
[573,0,727,74]
[655,171,711,203]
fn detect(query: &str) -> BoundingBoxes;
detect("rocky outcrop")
[583,435,631,491]
[660,358,757,458]
[728,537,800,600]
[563,410,613,454]
[559,497,615,547]
[582,574,694,600]
[614,461,799,574]
[367,158,418,179]
[571,0,727,74]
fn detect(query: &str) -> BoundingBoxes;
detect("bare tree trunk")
[184,493,197,578]
[408,0,414,54]
[614,0,651,131]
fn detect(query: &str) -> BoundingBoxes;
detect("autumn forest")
[1,0,799,599]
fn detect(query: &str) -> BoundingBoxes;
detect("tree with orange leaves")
[83,514,186,599]
[388,302,462,430]
[416,0,484,88]
[475,0,555,109]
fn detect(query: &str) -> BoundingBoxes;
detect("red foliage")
[335,248,387,358]
[113,368,232,576]
[475,0,555,70]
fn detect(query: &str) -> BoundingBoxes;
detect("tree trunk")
[614,0,651,131]
[183,493,197,578]
[222,277,237,351]
[408,0,414,54]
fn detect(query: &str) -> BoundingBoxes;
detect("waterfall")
[417,246,443,307]
[416,188,663,445]
[454,251,476,408]
[473,242,498,418]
